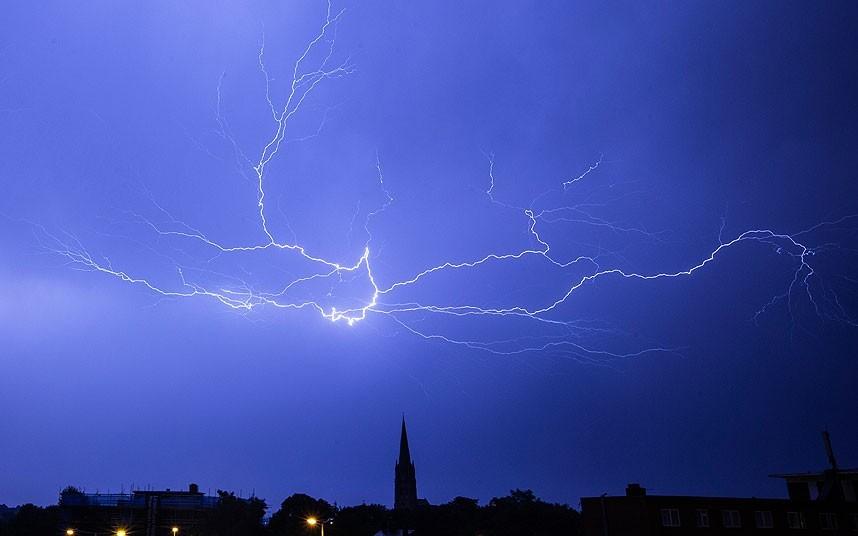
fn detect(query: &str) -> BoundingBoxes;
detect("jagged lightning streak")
[39,2,857,361]
[562,153,603,190]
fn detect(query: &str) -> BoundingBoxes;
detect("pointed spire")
[395,415,418,511]
[399,414,412,465]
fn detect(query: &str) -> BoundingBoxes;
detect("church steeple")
[394,416,418,511]
[399,416,412,465]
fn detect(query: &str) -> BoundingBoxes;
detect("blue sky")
[1,1,857,509]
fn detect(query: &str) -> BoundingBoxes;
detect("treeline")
[0,489,578,536]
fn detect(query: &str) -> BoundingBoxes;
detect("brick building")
[581,433,858,535]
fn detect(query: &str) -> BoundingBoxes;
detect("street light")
[117,530,126,536]
[172,528,179,535]
[66,530,74,536]
[307,516,332,536]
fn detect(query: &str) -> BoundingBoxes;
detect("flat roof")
[770,468,858,479]
[582,495,790,502]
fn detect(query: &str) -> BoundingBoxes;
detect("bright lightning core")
[40,3,858,362]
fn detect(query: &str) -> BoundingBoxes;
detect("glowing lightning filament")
[38,2,858,362]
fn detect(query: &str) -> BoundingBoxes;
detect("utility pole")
[822,430,838,471]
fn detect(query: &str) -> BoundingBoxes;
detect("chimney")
[626,483,646,497]
[189,483,200,494]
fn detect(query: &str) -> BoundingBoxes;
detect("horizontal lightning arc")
[39,1,857,361]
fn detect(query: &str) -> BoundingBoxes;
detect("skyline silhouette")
[1,0,857,513]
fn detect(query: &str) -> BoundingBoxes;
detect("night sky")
[2,1,858,510]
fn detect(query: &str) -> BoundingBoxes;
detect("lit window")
[820,513,838,530]
[722,510,741,528]
[787,512,806,529]
[755,510,773,528]
[696,509,710,528]
[661,508,681,527]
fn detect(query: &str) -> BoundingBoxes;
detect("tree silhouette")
[200,490,267,536]
[331,503,388,536]
[0,504,60,536]
[480,489,578,536]
[268,494,335,536]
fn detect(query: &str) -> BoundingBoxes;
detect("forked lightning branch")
[42,1,857,360]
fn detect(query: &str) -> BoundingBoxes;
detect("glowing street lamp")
[117,530,126,536]
[66,530,74,536]
[172,528,179,535]
[307,516,332,536]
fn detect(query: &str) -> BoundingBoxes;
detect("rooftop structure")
[581,432,858,535]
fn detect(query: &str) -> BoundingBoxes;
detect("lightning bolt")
[37,2,858,362]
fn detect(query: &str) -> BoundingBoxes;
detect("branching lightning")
[39,2,858,362]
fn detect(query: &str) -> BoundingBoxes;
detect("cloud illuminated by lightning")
[38,1,858,362]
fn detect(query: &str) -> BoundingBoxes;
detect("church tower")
[394,416,418,511]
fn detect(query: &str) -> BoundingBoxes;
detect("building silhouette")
[394,416,419,511]
[581,432,858,534]
[60,483,224,536]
